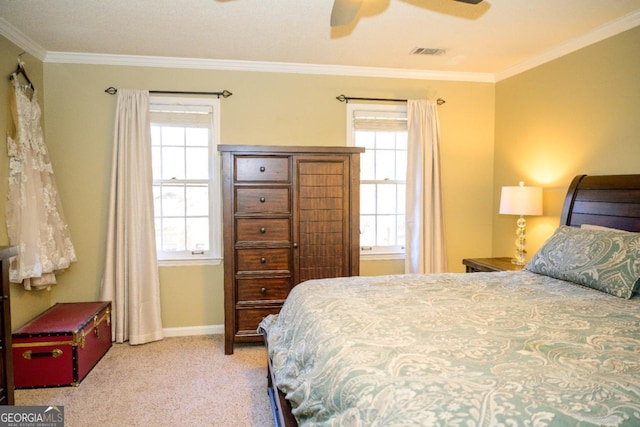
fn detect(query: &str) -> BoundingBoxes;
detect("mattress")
[260,271,640,426]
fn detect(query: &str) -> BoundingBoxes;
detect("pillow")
[580,224,629,232]
[580,226,638,296]
[524,225,640,299]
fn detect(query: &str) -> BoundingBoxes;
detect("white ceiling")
[1,0,640,81]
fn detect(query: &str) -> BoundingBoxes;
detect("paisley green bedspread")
[259,271,640,427]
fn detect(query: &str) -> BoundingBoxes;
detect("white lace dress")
[6,77,77,290]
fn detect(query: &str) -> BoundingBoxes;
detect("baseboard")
[162,324,224,337]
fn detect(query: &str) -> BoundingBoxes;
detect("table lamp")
[499,181,543,265]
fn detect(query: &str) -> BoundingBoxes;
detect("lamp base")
[512,216,527,266]
[511,257,526,266]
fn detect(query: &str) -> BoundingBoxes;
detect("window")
[347,103,407,259]
[150,96,221,263]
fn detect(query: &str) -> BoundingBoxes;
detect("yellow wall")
[493,26,640,259]
[0,37,52,327]
[0,47,495,330]
[2,24,638,332]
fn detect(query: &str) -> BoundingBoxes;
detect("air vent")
[410,47,446,56]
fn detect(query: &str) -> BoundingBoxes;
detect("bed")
[259,174,640,427]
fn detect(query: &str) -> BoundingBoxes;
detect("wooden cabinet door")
[0,248,16,405]
[293,156,353,284]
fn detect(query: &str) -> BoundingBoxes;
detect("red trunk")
[12,302,112,388]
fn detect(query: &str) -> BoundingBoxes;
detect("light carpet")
[14,335,275,427]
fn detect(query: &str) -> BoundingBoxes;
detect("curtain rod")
[104,87,232,98]
[336,94,445,105]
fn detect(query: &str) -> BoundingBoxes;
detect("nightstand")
[462,257,524,273]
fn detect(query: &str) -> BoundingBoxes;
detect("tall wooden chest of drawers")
[218,145,363,354]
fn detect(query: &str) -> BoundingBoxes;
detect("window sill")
[360,252,405,261]
[158,258,222,267]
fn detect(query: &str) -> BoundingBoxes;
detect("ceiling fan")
[330,0,484,27]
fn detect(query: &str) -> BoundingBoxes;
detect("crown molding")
[43,51,496,82]
[4,9,638,84]
[0,17,47,60]
[496,9,640,82]
[1,13,492,82]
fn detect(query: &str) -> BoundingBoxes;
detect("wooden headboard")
[561,174,640,232]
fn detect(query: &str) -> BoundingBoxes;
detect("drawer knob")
[260,166,266,172]
[261,287,267,294]
[260,257,266,263]
[260,197,266,203]
[260,227,266,234]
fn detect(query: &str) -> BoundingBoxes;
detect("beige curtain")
[405,99,446,273]
[100,90,164,345]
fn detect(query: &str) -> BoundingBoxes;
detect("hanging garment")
[6,76,77,290]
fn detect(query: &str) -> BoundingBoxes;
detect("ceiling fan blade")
[330,0,364,27]
[453,0,483,4]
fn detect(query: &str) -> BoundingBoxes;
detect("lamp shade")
[499,182,543,216]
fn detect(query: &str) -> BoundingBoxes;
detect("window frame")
[149,96,222,266]
[346,102,407,260]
